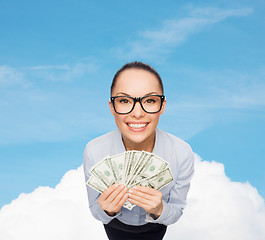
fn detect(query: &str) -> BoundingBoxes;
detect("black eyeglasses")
[110,95,165,114]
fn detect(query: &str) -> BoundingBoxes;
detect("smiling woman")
[109,66,166,152]
[83,61,194,240]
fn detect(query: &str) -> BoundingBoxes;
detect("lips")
[128,123,147,128]
[127,122,149,129]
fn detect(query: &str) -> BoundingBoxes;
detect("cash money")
[86,150,173,210]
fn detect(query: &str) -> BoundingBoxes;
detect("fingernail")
[119,185,124,189]
[115,184,119,188]
[129,189,133,193]
[133,186,137,189]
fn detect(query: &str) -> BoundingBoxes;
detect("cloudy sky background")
[0,0,265,239]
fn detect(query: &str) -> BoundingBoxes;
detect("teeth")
[128,123,147,128]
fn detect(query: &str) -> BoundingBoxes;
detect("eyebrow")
[115,91,160,96]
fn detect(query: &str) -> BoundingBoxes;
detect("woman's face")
[109,69,166,150]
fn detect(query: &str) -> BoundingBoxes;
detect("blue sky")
[0,0,265,207]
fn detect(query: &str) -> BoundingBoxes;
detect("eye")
[144,97,156,104]
[120,99,128,103]
[118,97,131,104]
[147,98,156,103]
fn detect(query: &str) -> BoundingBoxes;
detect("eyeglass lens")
[113,95,163,114]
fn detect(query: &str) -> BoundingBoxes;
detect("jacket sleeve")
[145,146,194,225]
[83,144,121,224]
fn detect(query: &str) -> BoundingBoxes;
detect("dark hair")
[111,61,164,95]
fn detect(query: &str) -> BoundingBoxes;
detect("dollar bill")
[130,167,174,190]
[127,154,168,187]
[108,152,125,184]
[125,151,151,186]
[123,151,141,184]
[122,151,129,184]
[86,150,174,211]
[123,200,135,210]
[86,174,107,193]
[90,157,116,187]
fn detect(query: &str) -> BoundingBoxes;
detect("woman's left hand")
[127,186,163,218]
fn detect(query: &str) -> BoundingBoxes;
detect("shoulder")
[86,130,119,147]
[85,130,119,153]
[83,130,121,166]
[83,130,122,172]
[156,129,194,180]
[156,128,193,155]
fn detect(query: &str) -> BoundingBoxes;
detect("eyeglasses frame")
[110,94,165,114]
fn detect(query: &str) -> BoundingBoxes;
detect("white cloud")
[0,167,108,240]
[113,7,253,60]
[26,61,99,82]
[0,65,29,88]
[0,154,264,240]
[166,155,265,240]
[142,7,252,44]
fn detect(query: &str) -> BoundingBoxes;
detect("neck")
[122,132,156,153]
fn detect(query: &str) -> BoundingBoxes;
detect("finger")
[107,184,126,203]
[120,190,129,205]
[100,183,119,200]
[128,196,149,209]
[132,186,158,196]
[111,185,128,205]
[98,184,127,213]
[112,187,128,209]
[128,194,163,216]
[128,188,153,201]
[105,187,128,213]
[128,190,152,205]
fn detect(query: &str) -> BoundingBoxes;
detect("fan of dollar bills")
[86,150,173,210]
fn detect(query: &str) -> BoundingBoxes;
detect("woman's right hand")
[97,184,128,216]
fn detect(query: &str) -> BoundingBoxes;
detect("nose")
[131,101,145,118]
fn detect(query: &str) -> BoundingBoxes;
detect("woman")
[83,61,194,240]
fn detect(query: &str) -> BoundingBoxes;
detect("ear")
[109,99,115,116]
[159,98,166,115]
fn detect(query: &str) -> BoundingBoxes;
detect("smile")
[127,123,148,129]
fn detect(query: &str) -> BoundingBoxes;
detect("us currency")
[108,152,125,184]
[125,167,173,211]
[90,157,116,187]
[86,174,107,193]
[123,200,135,210]
[130,167,174,190]
[127,154,168,187]
[121,151,130,184]
[125,151,152,186]
[123,151,142,184]
[87,151,173,211]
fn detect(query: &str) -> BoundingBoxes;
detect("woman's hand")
[128,186,163,218]
[97,184,128,216]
